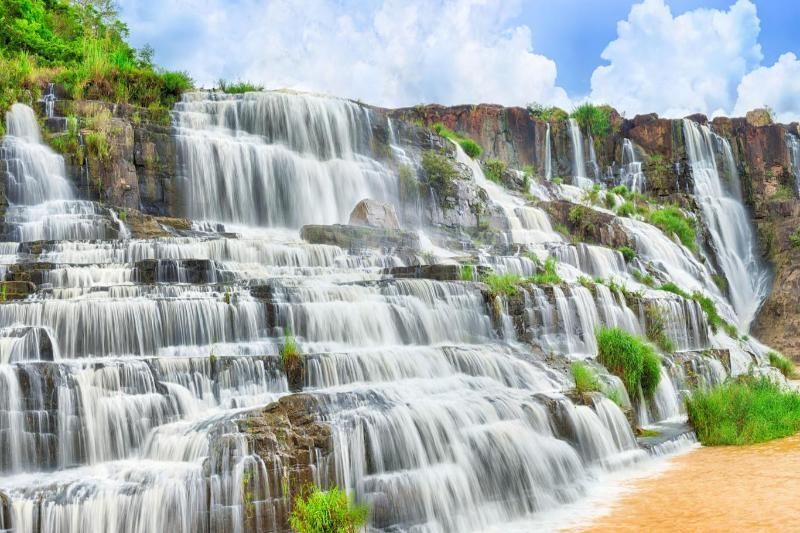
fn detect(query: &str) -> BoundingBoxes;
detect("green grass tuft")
[528,256,561,285]
[687,377,800,445]
[596,327,661,398]
[647,206,697,251]
[571,361,602,393]
[768,351,796,379]
[617,246,636,263]
[217,79,263,93]
[482,273,523,297]
[431,122,483,158]
[290,486,368,533]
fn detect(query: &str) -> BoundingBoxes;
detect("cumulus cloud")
[733,52,800,123]
[118,0,570,108]
[590,0,763,118]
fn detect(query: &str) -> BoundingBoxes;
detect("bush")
[645,305,675,352]
[217,79,264,94]
[527,102,569,122]
[421,150,458,192]
[529,256,561,285]
[618,246,636,263]
[431,122,483,158]
[659,282,691,300]
[571,361,602,393]
[768,351,796,378]
[647,206,696,251]
[616,201,635,218]
[290,486,368,533]
[604,191,616,209]
[611,185,632,200]
[687,377,800,445]
[482,273,523,297]
[596,327,661,398]
[571,102,612,139]
[280,332,302,370]
[460,264,475,281]
[483,159,507,184]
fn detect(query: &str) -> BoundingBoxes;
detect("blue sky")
[117,0,800,120]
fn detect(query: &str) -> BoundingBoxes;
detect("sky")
[117,0,800,121]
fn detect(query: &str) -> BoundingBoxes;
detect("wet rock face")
[543,200,631,249]
[301,224,421,253]
[237,394,335,532]
[348,199,401,229]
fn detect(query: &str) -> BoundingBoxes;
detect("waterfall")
[568,118,587,182]
[788,133,800,195]
[173,91,398,227]
[621,139,646,193]
[682,119,771,330]
[544,123,553,180]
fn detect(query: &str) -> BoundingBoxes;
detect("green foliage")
[687,377,800,445]
[431,122,482,158]
[768,351,796,379]
[421,150,458,192]
[596,327,662,398]
[790,228,800,249]
[289,486,368,533]
[483,158,507,184]
[571,102,612,139]
[604,191,616,209]
[460,264,475,281]
[632,269,655,288]
[551,176,564,185]
[527,102,568,122]
[571,361,602,393]
[659,282,691,300]
[84,130,109,161]
[217,79,263,94]
[615,200,635,218]
[280,331,302,370]
[582,184,602,205]
[611,184,632,200]
[529,256,561,285]
[617,246,636,263]
[398,164,419,202]
[647,206,697,251]
[711,274,727,292]
[770,184,794,201]
[645,305,676,352]
[0,0,193,121]
[482,273,522,297]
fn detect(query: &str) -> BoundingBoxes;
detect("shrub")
[571,102,612,139]
[618,246,636,263]
[280,331,302,370]
[483,159,507,184]
[632,270,655,288]
[687,377,800,445]
[552,177,564,185]
[647,206,697,251]
[482,273,523,297]
[431,122,483,158]
[421,150,458,192]
[659,282,691,300]
[289,486,368,533]
[790,228,800,249]
[604,191,616,209]
[217,79,264,93]
[529,256,561,285]
[596,327,661,398]
[460,264,475,281]
[768,351,795,378]
[645,305,675,352]
[398,164,419,202]
[616,201,635,218]
[611,185,632,200]
[527,102,569,122]
[571,361,602,393]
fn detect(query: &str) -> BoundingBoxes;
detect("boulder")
[348,198,400,229]
[746,108,773,127]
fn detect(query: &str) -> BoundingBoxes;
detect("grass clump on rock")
[571,361,602,393]
[596,327,661,398]
[647,206,696,251]
[290,485,368,533]
[432,122,482,158]
[768,351,796,379]
[687,377,800,445]
[529,256,561,285]
[482,273,523,297]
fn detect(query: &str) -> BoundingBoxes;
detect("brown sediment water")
[581,434,800,532]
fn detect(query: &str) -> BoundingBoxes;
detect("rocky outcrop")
[542,200,631,249]
[301,224,420,253]
[237,394,335,531]
[348,199,400,229]
[47,98,178,214]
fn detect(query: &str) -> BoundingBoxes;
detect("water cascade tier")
[0,95,775,533]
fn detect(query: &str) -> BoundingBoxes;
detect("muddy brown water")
[581,434,800,532]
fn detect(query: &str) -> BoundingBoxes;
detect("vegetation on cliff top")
[571,102,613,140]
[290,485,368,533]
[687,376,800,446]
[432,122,482,158]
[0,0,192,135]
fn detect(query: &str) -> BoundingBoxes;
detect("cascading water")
[621,138,646,193]
[0,91,758,533]
[682,119,771,329]
[544,123,553,181]
[787,133,800,195]
[173,91,398,227]
[568,118,589,186]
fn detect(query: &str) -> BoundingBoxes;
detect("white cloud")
[589,0,762,118]
[118,0,570,109]
[733,52,800,123]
